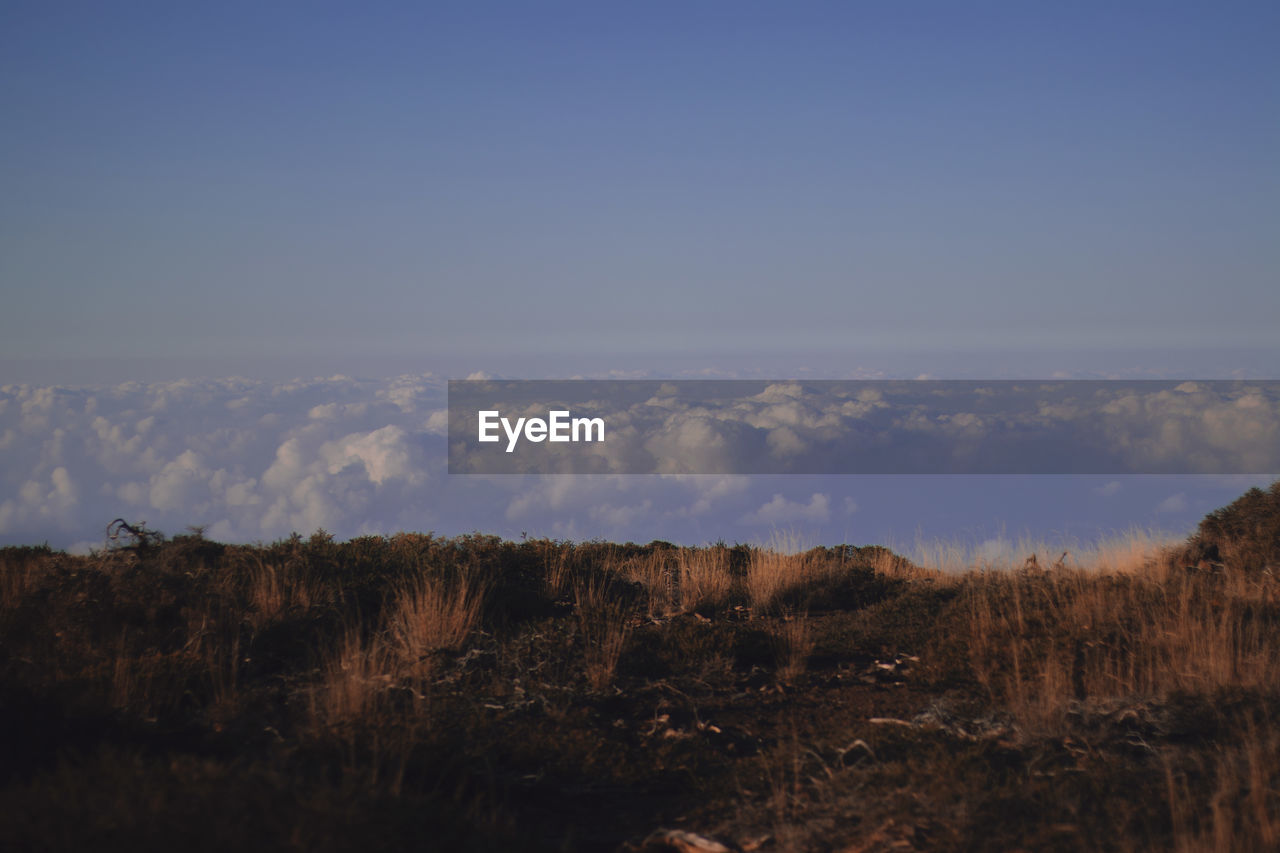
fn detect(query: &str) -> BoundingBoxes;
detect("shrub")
[1185,481,1280,574]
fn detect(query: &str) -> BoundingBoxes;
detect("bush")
[1185,481,1280,573]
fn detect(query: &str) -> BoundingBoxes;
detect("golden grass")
[617,551,675,618]
[3,512,1278,851]
[308,570,489,733]
[244,556,327,629]
[677,546,734,613]
[866,545,942,582]
[542,542,575,599]
[746,547,815,611]
[385,573,487,673]
[309,625,394,727]
[573,573,633,690]
[746,542,839,611]
[952,534,1280,731]
[906,527,1183,576]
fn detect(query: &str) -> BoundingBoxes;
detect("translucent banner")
[447,380,1280,475]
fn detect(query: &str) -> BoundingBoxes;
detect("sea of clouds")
[1,373,1275,553]
[449,380,1280,475]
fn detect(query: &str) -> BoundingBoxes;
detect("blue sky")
[2,3,1277,550]
[4,1,1277,363]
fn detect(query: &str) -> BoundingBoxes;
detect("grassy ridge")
[1,487,1278,851]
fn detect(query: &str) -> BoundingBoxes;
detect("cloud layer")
[2,375,1274,552]
[450,380,1280,475]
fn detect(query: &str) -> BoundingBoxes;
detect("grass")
[385,573,488,671]
[573,571,634,690]
[677,545,734,613]
[2,483,1279,851]
[310,624,394,728]
[772,611,813,684]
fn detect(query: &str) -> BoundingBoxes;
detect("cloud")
[320,425,417,485]
[0,375,450,544]
[643,415,738,474]
[0,466,79,534]
[686,476,750,516]
[149,450,210,512]
[0,374,1273,549]
[740,493,831,525]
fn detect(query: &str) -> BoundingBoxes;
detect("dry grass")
[573,573,633,690]
[773,611,813,683]
[952,533,1280,731]
[617,551,675,618]
[746,546,817,611]
[542,542,575,599]
[244,556,327,629]
[385,572,487,673]
[0,550,51,611]
[746,548,841,611]
[309,625,394,728]
[1165,720,1280,853]
[907,528,1182,576]
[107,631,155,712]
[677,546,734,613]
[4,491,1279,852]
[864,545,941,583]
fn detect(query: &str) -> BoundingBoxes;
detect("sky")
[2,2,1278,553]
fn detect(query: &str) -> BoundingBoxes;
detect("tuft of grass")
[746,547,806,611]
[745,538,842,612]
[773,611,813,683]
[618,551,675,618]
[385,573,487,673]
[244,556,326,629]
[677,546,734,613]
[573,573,634,691]
[309,625,394,728]
[541,541,575,599]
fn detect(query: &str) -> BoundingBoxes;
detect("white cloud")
[424,409,449,435]
[262,438,308,493]
[740,493,831,525]
[0,375,1274,549]
[589,499,654,529]
[320,425,417,485]
[149,450,209,512]
[766,426,807,457]
[686,476,750,516]
[0,466,79,533]
[643,415,734,474]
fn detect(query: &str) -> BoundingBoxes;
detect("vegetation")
[1,486,1278,851]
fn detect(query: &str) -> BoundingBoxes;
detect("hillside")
[2,488,1278,851]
